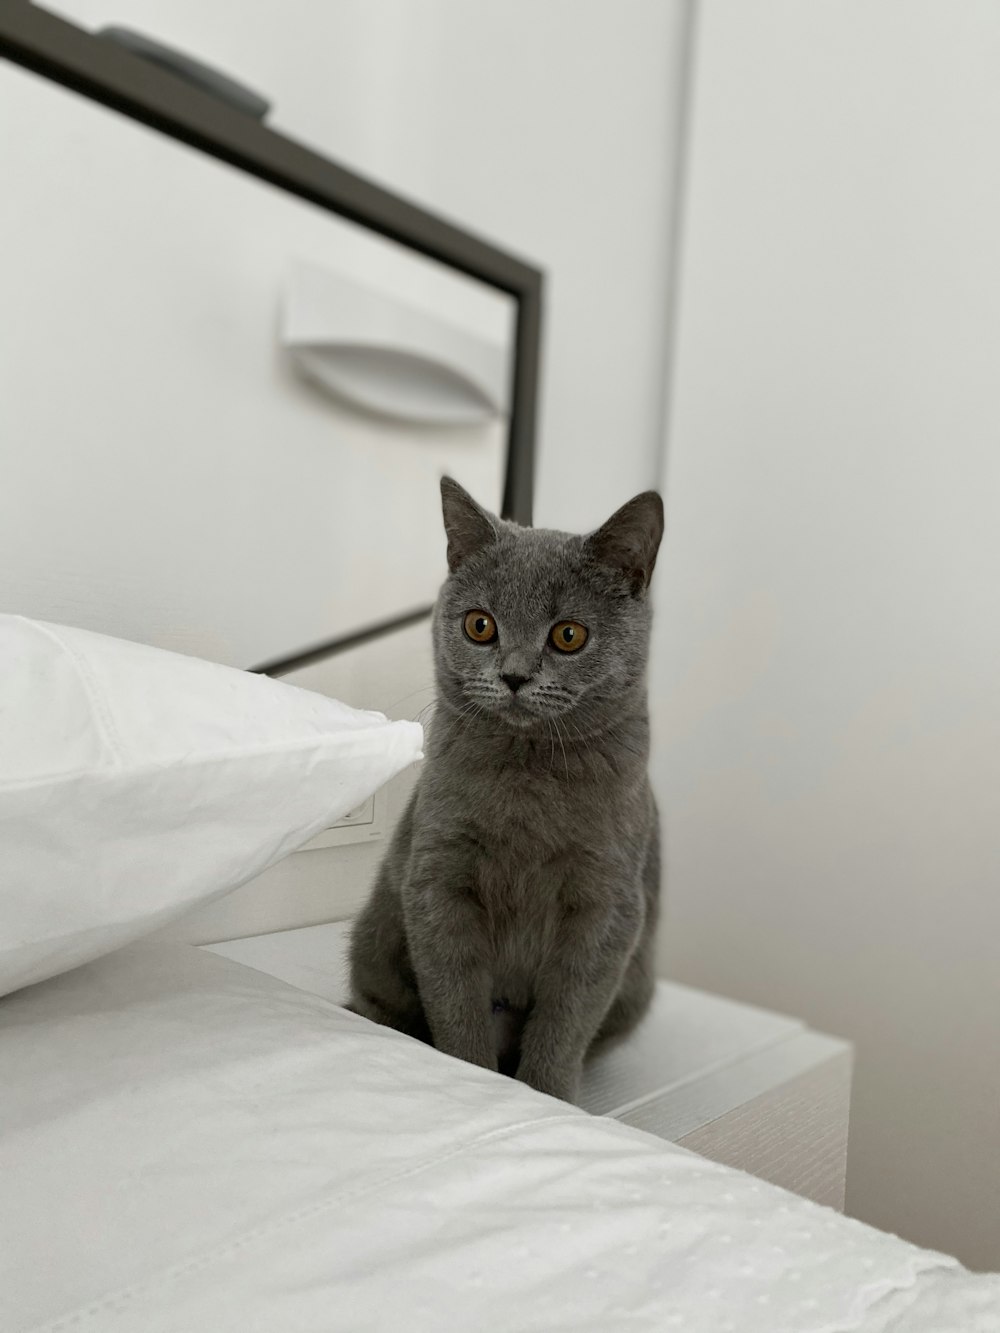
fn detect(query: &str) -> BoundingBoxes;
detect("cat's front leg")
[403,843,497,1073]
[516,900,641,1102]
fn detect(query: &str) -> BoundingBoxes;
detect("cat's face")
[433,479,663,736]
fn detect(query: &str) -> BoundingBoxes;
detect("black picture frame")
[0,2,543,675]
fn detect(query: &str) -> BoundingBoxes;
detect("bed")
[2,939,997,1332]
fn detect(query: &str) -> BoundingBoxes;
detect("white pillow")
[0,614,423,997]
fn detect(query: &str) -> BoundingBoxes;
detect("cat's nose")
[501,673,530,693]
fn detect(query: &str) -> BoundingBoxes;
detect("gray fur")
[348,477,664,1102]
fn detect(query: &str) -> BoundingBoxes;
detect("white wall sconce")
[280,261,509,426]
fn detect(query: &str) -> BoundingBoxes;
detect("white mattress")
[1,942,997,1332]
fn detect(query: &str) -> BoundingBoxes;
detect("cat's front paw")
[516,1061,581,1104]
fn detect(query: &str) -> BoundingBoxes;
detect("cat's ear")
[585,491,664,595]
[440,476,500,572]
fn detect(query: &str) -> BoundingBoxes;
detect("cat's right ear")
[440,477,499,572]
[585,491,665,595]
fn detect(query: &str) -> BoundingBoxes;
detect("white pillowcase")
[0,614,423,998]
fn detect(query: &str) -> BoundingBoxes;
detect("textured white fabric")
[0,615,422,995]
[1,943,996,1332]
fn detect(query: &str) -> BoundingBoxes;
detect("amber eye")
[464,610,498,644]
[550,621,588,653]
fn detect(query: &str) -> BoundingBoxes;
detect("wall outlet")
[297,787,387,852]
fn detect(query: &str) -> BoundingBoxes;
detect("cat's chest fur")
[416,723,649,1003]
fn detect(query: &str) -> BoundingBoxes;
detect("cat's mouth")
[500,693,574,729]
[455,684,574,729]
[503,699,541,728]
[477,694,549,729]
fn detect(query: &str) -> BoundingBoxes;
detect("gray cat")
[348,477,663,1102]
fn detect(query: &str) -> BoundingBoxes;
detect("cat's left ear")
[440,476,501,572]
[585,491,664,595]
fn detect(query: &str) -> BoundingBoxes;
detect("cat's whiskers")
[560,714,646,767]
[462,680,503,701]
[414,700,439,730]
[553,716,571,782]
[545,717,557,777]
[453,696,492,730]
[385,681,437,713]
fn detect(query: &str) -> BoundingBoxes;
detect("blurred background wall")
[652,0,1000,1271]
[44,0,691,533]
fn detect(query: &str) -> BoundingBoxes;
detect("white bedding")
[1,943,996,1332]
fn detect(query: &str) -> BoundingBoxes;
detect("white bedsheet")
[1,943,996,1332]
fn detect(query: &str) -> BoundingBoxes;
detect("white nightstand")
[206,922,852,1210]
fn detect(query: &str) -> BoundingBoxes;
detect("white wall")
[42,0,692,532]
[653,0,1000,1269]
